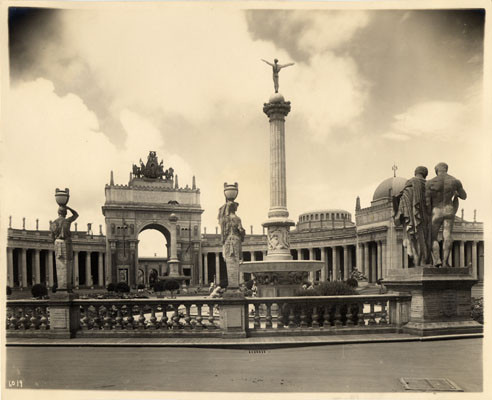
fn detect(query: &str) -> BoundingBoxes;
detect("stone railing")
[246,294,411,336]
[6,294,411,339]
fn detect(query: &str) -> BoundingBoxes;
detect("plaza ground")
[5,337,482,393]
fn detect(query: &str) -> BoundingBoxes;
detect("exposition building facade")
[6,154,485,290]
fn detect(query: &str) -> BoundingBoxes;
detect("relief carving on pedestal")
[267,227,289,250]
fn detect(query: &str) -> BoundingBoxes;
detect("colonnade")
[6,247,105,289]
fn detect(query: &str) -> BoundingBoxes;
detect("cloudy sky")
[1,4,487,256]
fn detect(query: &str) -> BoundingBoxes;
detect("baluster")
[312,305,319,328]
[148,305,157,329]
[114,305,123,329]
[93,306,103,330]
[195,303,204,331]
[254,303,261,329]
[103,306,112,330]
[160,305,169,329]
[18,307,27,330]
[288,305,296,328]
[9,307,18,330]
[368,302,377,325]
[334,304,342,327]
[207,304,215,329]
[138,306,146,330]
[346,303,355,326]
[300,304,307,328]
[379,301,388,325]
[39,306,48,330]
[126,305,135,330]
[265,303,273,329]
[80,305,89,329]
[276,303,284,329]
[172,304,180,330]
[358,303,365,327]
[322,304,331,328]
[184,304,192,330]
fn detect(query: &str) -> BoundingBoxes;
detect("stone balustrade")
[6,294,412,339]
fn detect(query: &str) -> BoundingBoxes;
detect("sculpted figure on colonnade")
[50,188,79,291]
[261,58,295,93]
[425,162,467,268]
[393,166,431,266]
[218,183,246,288]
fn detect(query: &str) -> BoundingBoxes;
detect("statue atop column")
[393,166,430,266]
[50,188,78,292]
[426,162,467,268]
[261,58,295,93]
[218,183,245,288]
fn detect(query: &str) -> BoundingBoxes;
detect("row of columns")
[6,247,105,289]
[295,246,354,282]
[357,241,385,283]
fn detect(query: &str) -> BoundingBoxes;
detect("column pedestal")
[219,302,247,338]
[384,267,482,336]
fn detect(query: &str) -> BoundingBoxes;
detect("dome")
[372,176,407,201]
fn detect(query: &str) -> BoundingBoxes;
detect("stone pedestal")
[219,302,247,338]
[168,260,180,277]
[384,267,482,336]
[48,293,80,338]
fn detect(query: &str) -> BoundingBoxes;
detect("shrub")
[107,283,116,292]
[471,297,483,325]
[137,284,146,290]
[345,278,358,288]
[7,286,12,296]
[31,283,48,299]
[115,281,130,293]
[152,280,165,293]
[163,279,180,297]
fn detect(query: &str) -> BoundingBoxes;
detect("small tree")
[137,283,146,291]
[163,279,180,298]
[115,281,130,293]
[345,278,358,288]
[107,283,116,293]
[31,283,48,299]
[152,280,165,296]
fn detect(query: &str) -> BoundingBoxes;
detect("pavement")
[4,336,483,394]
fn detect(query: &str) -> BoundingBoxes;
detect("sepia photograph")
[1,0,489,398]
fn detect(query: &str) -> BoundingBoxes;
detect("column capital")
[263,99,291,119]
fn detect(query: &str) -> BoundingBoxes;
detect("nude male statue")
[261,58,295,93]
[425,162,467,267]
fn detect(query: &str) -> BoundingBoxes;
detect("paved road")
[5,339,482,393]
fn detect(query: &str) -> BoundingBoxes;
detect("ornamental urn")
[55,188,70,206]
[224,182,238,202]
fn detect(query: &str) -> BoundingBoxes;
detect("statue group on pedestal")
[132,151,174,180]
[393,162,467,268]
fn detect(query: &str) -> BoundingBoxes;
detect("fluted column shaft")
[98,252,104,287]
[20,248,27,288]
[215,252,221,285]
[86,252,92,286]
[34,249,41,284]
[73,251,79,287]
[203,253,208,284]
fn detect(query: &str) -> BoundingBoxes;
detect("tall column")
[20,248,27,288]
[168,214,180,277]
[381,241,387,278]
[320,247,327,281]
[472,241,478,278]
[47,251,54,287]
[262,95,295,260]
[86,252,92,287]
[363,243,369,279]
[251,251,257,261]
[34,249,41,284]
[73,251,79,288]
[356,242,362,272]
[215,252,221,284]
[332,247,338,280]
[7,248,14,287]
[377,241,382,280]
[98,252,104,287]
[460,241,465,268]
[371,244,377,283]
[343,245,349,280]
[203,253,209,285]
[309,248,315,281]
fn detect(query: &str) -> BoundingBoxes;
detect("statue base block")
[384,267,483,336]
[48,295,81,338]
[219,302,247,338]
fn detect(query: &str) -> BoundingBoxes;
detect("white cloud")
[383,96,481,143]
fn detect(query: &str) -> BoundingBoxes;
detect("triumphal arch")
[102,151,203,287]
